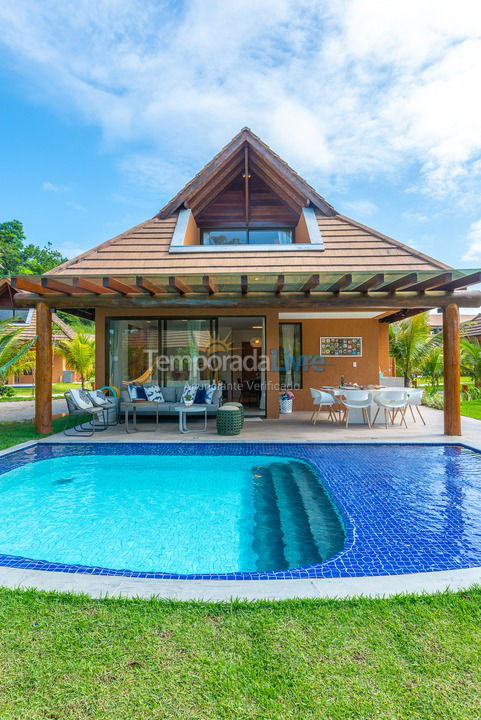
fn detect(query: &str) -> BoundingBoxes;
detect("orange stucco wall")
[95,307,391,417]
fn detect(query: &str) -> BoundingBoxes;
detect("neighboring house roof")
[461,313,481,338]
[429,313,476,329]
[0,279,76,341]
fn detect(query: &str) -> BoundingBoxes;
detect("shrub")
[0,384,14,398]
[422,390,444,410]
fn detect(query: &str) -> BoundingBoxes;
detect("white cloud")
[2,0,481,203]
[42,181,69,192]
[343,200,378,217]
[462,219,481,261]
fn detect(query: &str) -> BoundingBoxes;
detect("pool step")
[251,465,289,572]
[268,462,321,569]
[288,461,345,562]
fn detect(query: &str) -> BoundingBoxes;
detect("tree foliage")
[56,334,95,389]
[0,220,67,276]
[0,318,36,384]
[461,339,481,388]
[388,313,438,385]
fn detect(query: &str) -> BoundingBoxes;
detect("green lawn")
[461,401,481,421]
[0,416,80,451]
[0,587,480,719]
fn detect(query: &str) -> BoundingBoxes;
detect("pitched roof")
[157,127,337,219]
[48,211,448,276]
[461,313,481,338]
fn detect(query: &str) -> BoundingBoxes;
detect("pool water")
[0,453,344,575]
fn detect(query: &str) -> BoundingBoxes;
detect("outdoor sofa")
[117,382,223,420]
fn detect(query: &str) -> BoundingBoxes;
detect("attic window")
[201,228,293,246]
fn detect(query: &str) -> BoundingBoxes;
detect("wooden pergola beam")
[41,278,75,295]
[169,276,192,295]
[301,274,320,294]
[136,277,166,295]
[73,277,117,295]
[351,273,384,293]
[326,274,352,294]
[274,275,285,295]
[403,272,452,293]
[203,275,217,295]
[375,273,418,293]
[103,277,141,295]
[436,271,481,292]
[379,308,428,323]
[12,277,56,295]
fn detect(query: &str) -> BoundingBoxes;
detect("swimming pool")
[0,443,481,580]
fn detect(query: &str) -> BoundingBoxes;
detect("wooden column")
[35,302,52,434]
[443,303,461,436]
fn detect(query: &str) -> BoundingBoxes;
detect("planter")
[279,397,293,414]
[184,399,194,407]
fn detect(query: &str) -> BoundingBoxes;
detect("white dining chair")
[403,389,426,425]
[340,390,372,429]
[309,388,337,424]
[373,391,409,429]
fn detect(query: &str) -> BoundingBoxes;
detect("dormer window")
[201,228,293,246]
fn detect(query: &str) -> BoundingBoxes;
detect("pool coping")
[1,439,481,600]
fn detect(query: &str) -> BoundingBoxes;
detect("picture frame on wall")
[320,336,363,357]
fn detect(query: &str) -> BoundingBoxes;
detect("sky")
[1,0,481,280]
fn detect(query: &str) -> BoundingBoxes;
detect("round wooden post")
[35,302,52,434]
[443,303,461,436]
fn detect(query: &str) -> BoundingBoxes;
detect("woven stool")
[222,402,244,425]
[216,406,243,435]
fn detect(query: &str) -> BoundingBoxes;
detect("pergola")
[10,268,481,437]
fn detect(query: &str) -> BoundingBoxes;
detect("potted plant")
[279,389,295,414]
[183,391,194,407]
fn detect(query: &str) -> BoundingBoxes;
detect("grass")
[0,416,87,451]
[461,401,481,421]
[0,382,84,403]
[0,587,480,719]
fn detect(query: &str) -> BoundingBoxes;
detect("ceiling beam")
[301,274,320,294]
[350,273,385,293]
[169,276,192,295]
[41,278,75,296]
[15,290,481,311]
[274,274,285,295]
[379,308,428,324]
[403,272,453,293]
[249,157,305,212]
[136,277,166,295]
[11,277,56,295]
[435,271,481,292]
[326,274,352,294]
[374,273,418,293]
[103,277,141,295]
[203,275,217,295]
[73,277,117,295]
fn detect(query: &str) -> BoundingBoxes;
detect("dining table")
[321,386,408,425]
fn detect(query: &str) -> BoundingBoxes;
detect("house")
[9,128,481,434]
[429,312,476,335]
[461,313,481,343]
[0,278,79,384]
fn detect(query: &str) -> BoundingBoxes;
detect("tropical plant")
[460,339,481,388]
[420,345,444,394]
[0,318,36,384]
[56,333,95,389]
[389,313,437,385]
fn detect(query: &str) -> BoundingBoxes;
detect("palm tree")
[461,339,481,388]
[389,313,437,386]
[0,318,36,383]
[56,333,95,389]
[420,345,444,394]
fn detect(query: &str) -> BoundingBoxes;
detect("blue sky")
[1,0,481,273]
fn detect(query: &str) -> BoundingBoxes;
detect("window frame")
[201,227,295,246]
[279,322,303,390]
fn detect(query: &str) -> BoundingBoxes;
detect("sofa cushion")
[144,385,164,402]
[211,385,223,404]
[204,383,216,404]
[160,386,177,402]
[194,386,207,404]
[136,385,148,400]
[181,383,198,403]
[127,384,138,401]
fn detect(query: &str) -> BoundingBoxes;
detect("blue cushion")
[127,384,138,401]
[136,385,148,400]
[204,383,216,404]
[194,387,206,404]
[181,383,198,403]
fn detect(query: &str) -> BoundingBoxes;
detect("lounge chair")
[63,390,109,436]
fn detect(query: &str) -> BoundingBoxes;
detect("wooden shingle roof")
[48,211,447,276]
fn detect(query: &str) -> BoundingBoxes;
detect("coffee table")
[123,400,160,433]
[173,404,208,433]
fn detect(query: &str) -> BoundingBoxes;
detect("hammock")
[122,366,154,385]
